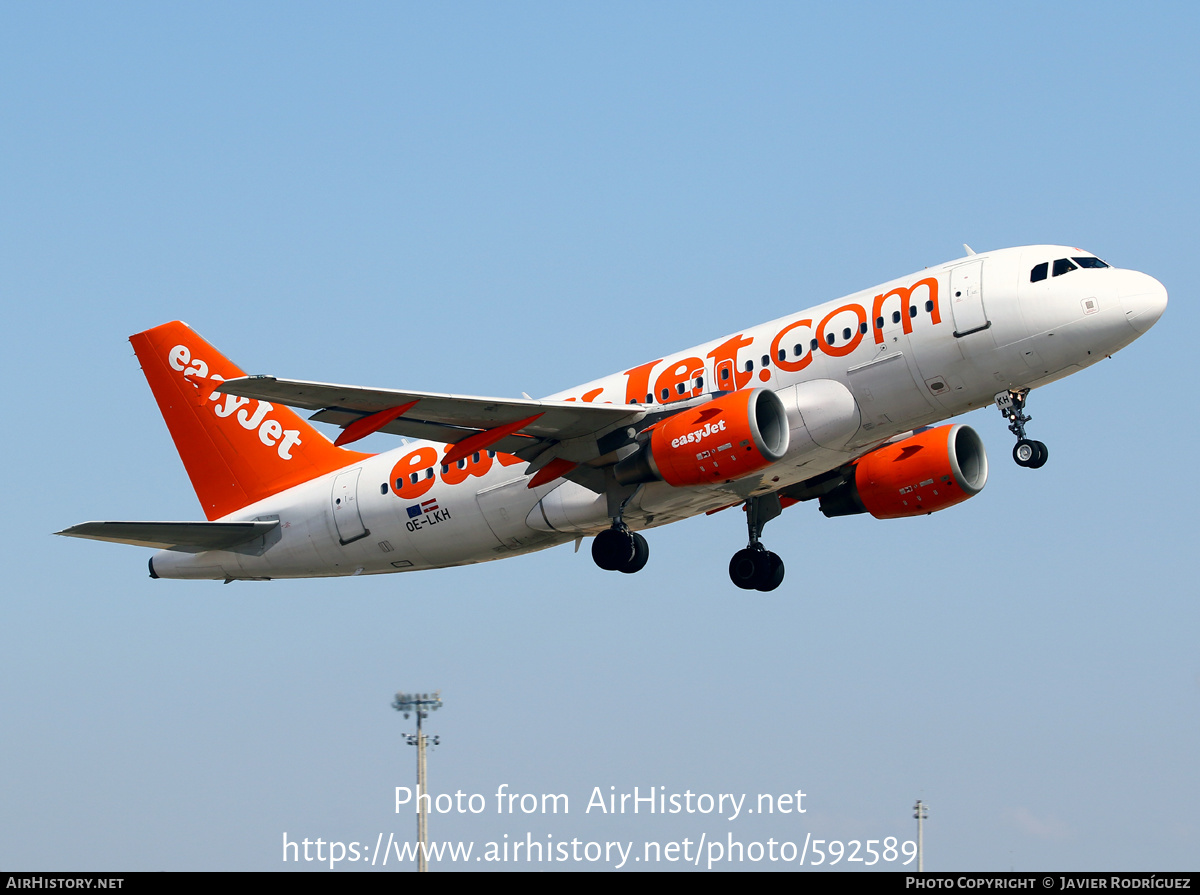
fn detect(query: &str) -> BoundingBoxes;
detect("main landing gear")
[728,494,785,592]
[591,524,649,574]
[591,483,650,574]
[995,389,1048,469]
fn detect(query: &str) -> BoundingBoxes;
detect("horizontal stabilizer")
[56,520,280,551]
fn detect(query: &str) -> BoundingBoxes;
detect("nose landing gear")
[996,389,1048,469]
[729,493,785,592]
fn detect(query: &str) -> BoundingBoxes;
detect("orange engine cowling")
[819,424,988,519]
[614,388,790,487]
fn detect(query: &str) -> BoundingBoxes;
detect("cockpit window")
[1052,258,1077,277]
[1030,262,1048,282]
[1073,257,1109,269]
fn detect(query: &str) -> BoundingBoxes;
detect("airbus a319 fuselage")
[60,245,1167,590]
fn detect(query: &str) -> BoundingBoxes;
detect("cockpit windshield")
[1030,256,1110,282]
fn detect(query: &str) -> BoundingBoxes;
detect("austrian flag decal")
[407,499,439,519]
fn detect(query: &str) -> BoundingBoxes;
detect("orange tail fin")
[130,321,370,520]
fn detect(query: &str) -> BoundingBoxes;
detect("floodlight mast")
[392,690,443,872]
[913,799,928,872]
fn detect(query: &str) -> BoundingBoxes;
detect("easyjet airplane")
[59,245,1166,590]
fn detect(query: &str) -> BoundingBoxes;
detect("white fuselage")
[150,245,1167,580]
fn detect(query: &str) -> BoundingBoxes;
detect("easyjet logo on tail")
[166,343,303,460]
[131,321,369,520]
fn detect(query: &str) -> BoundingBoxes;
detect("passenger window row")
[397,451,500,487]
[639,297,942,396]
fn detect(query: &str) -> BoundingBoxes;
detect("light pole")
[913,799,928,872]
[393,690,442,872]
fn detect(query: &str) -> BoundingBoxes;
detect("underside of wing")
[56,520,280,551]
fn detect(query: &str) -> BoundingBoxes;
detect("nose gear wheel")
[1012,439,1048,469]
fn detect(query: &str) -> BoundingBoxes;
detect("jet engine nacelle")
[614,388,790,487]
[819,424,988,519]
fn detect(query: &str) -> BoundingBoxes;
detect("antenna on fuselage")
[963,244,977,255]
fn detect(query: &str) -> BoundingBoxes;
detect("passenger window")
[875,316,884,329]
[761,354,770,368]
[842,327,851,340]
[925,300,934,312]
[410,472,419,484]
[745,360,754,372]
[810,338,819,351]
[694,376,703,390]
[1053,258,1077,277]
[793,344,803,357]
[826,332,835,346]
[1030,262,1048,282]
[720,368,729,381]
[909,305,917,318]
[859,322,868,334]
[660,388,670,401]
[892,310,901,324]
[778,348,787,361]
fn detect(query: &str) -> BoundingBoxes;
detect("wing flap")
[56,521,280,551]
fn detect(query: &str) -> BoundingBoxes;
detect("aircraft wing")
[215,377,644,461]
[56,520,280,551]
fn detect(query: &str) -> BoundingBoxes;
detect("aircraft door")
[949,261,990,336]
[331,468,370,545]
[714,358,735,392]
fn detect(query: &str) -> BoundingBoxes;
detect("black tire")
[729,548,761,590]
[754,551,785,592]
[1028,440,1049,469]
[619,532,650,574]
[1013,439,1037,467]
[592,528,635,571]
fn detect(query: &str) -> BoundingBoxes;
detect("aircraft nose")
[1118,271,1168,334]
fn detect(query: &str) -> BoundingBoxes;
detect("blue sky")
[2,2,1197,871]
